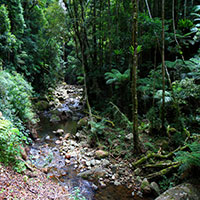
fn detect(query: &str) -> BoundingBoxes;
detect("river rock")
[54,129,65,136]
[150,182,160,196]
[50,114,60,122]
[95,150,109,159]
[125,133,133,140]
[141,178,151,194]
[45,135,50,140]
[102,159,110,167]
[114,180,121,186]
[90,159,96,166]
[134,168,142,175]
[55,140,62,144]
[155,183,200,200]
[77,117,89,129]
[63,133,70,140]
[78,167,106,180]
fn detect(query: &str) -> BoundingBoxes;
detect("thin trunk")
[108,0,113,96]
[108,0,112,71]
[161,0,165,132]
[145,0,152,18]
[184,0,187,19]
[151,44,157,130]
[93,0,97,66]
[81,48,93,122]
[64,0,92,121]
[172,0,184,60]
[132,0,140,153]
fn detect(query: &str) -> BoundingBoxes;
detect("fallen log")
[144,161,180,169]
[146,163,181,179]
[133,145,187,167]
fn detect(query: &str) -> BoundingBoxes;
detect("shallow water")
[29,114,153,200]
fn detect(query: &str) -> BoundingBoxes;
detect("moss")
[35,100,50,111]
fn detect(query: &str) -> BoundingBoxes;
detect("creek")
[28,84,153,200]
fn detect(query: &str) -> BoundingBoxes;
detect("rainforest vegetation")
[0,0,200,199]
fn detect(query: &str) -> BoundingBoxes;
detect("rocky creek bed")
[30,83,155,200]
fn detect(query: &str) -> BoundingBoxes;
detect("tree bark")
[132,0,140,153]
[172,0,184,60]
[161,0,165,132]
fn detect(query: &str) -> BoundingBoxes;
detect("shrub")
[0,70,36,129]
[175,141,200,173]
[0,119,26,172]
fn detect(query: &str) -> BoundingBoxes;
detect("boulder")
[155,183,200,200]
[78,167,106,180]
[95,150,109,159]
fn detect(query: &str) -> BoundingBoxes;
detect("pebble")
[114,180,121,186]
[46,136,50,140]
[57,131,136,189]
[55,140,62,144]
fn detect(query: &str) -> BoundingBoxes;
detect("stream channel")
[28,84,153,200]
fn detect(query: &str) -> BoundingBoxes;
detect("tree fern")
[105,69,130,85]
[175,141,200,173]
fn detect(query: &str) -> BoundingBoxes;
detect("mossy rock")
[35,100,50,111]
[155,183,200,200]
[95,150,109,159]
[49,109,60,116]
[77,117,89,129]
[141,178,151,194]
[50,114,60,122]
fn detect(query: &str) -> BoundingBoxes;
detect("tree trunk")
[161,0,165,132]
[172,0,184,60]
[184,0,187,19]
[132,0,140,153]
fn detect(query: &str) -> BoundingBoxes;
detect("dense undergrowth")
[0,70,36,171]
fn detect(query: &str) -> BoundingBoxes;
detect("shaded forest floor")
[0,163,69,200]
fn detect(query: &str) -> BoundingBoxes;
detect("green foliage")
[0,5,11,34]
[154,90,172,104]
[0,0,64,92]
[0,119,26,172]
[175,141,200,173]
[173,78,200,103]
[0,5,17,61]
[159,175,177,192]
[105,69,130,87]
[178,19,194,31]
[0,70,36,128]
[191,5,200,42]
[90,120,106,137]
[138,13,162,50]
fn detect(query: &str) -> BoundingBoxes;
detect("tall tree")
[132,0,140,153]
[161,0,165,132]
